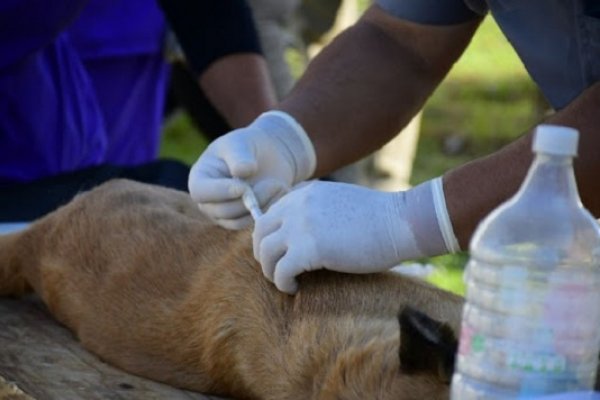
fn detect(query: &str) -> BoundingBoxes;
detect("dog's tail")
[0,231,31,296]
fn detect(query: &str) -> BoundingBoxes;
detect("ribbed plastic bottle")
[451,125,600,399]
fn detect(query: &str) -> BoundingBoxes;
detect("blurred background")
[159,0,550,296]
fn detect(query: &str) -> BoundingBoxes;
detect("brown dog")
[0,179,464,400]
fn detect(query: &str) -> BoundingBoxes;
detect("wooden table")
[0,296,229,400]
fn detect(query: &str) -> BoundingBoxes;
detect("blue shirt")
[376,0,600,110]
[0,0,168,185]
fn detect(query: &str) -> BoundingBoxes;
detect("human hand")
[188,111,316,229]
[253,178,460,294]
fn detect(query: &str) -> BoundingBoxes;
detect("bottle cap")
[533,124,579,156]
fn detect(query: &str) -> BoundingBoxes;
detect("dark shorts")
[0,160,190,222]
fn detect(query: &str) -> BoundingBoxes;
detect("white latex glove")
[253,178,460,294]
[188,111,316,229]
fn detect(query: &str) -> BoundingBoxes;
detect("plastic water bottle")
[451,125,600,399]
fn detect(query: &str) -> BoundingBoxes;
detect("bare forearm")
[159,0,275,128]
[279,5,481,177]
[199,53,277,128]
[445,81,600,249]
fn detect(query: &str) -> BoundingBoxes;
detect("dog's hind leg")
[0,231,31,297]
[0,215,71,304]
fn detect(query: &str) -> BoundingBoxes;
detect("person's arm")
[198,53,276,128]
[186,2,482,230]
[157,0,277,128]
[279,4,482,177]
[445,81,600,249]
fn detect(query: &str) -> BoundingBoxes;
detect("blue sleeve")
[0,0,88,69]
[157,0,262,76]
[376,0,486,25]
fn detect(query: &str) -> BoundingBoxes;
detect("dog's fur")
[0,179,465,400]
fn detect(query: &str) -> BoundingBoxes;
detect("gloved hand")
[188,111,316,229]
[253,178,460,294]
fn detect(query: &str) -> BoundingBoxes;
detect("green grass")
[160,15,545,296]
[159,112,207,166]
[413,16,544,184]
[424,253,470,295]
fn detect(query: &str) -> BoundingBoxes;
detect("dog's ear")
[398,306,458,383]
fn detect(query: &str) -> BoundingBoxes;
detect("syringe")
[240,182,263,220]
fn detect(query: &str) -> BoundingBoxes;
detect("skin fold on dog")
[0,179,465,400]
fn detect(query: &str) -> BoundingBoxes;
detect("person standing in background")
[0,0,277,224]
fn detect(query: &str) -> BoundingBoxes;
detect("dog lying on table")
[0,179,464,400]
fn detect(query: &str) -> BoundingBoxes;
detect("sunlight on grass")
[415,15,542,186]
[425,253,470,296]
[449,16,530,81]
[159,112,206,166]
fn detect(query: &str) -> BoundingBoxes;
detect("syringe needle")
[240,183,262,221]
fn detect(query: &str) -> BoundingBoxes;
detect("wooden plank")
[0,296,230,400]
[0,374,34,400]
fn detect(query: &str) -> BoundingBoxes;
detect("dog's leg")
[0,232,30,296]
[0,181,242,394]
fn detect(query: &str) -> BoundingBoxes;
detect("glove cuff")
[254,111,317,183]
[390,178,460,260]
[430,177,460,253]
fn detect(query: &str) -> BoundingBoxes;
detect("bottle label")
[456,261,600,395]
[459,326,567,372]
